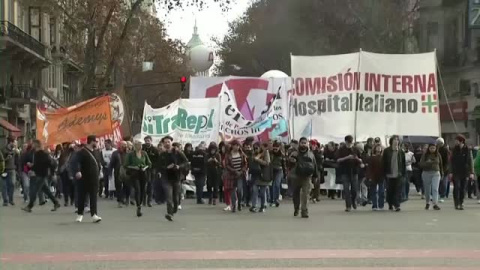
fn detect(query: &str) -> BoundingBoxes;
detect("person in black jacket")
[143,136,159,207]
[109,141,129,208]
[190,146,207,204]
[21,140,60,213]
[336,135,363,212]
[157,136,189,221]
[449,135,474,210]
[382,135,406,212]
[206,142,222,205]
[70,135,102,223]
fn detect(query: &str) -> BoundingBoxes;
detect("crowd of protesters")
[0,132,478,223]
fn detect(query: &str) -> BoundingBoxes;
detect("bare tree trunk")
[82,0,97,99]
[97,0,145,91]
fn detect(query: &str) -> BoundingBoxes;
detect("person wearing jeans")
[157,136,189,221]
[420,144,443,210]
[22,140,61,213]
[270,141,285,207]
[223,140,247,213]
[336,135,362,212]
[249,142,271,213]
[403,144,416,202]
[2,137,19,206]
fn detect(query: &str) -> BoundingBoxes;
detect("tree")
[33,0,234,98]
[215,0,419,76]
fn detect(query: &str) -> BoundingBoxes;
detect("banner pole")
[353,48,362,142]
[434,49,443,138]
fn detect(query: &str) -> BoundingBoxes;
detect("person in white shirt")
[402,143,416,202]
[100,139,116,199]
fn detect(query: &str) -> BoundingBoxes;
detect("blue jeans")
[251,185,267,209]
[2,170,15,203]
[271,169,283,203]
[21,172,30,202]
[402,171,412,200]
[369,179,385,209]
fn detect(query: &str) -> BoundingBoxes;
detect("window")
[459,79,471,96]
[29,7,41,41]
[50,17,56,45]
[8,0,14,22]
[48,65,56,89]
[1,0,5,21]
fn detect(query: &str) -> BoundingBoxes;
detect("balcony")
[9,85,39,104]
[0,20,46,59]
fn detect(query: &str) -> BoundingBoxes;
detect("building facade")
[0,0,82,145]
[418,0,480,145]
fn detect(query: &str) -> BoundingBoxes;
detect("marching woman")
[366,145,384,211]
[125,141,152,217]
[206,142,222,205]
[249,142,271,213]
[223,140,247,212]
[420,143,443,210]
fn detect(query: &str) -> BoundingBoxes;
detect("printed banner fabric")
[37,95,113,146]
[291,51,439,142]
[190,76,290,141]
[141,99,219,146]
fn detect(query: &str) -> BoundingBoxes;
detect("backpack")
[295,153,315,178]
[190,152,205,175]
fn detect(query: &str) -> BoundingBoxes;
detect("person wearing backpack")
[289,137,318,218]
[336,135,363,212]
[191,146,207,204]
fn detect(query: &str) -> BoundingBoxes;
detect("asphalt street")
[1,192,480,270]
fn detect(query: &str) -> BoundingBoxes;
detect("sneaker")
[275,201,280,207]
[345,208,351,212]
[21,206,32,213]
[294,209,299,216]
[165,214,173,221]
[433,205,441,210]
[92,215,102,223]
[439,199,445,203]
[372,207,378,211]
[249,207,257,213]
[223,205,231,211]
[425,204,430,210]
[147,202,152,207]
[3,202,8,207]
[301,211,309,218]
[352,203,357,210]
[136,207,142,217]
[9,201,15,206]
[76,215,83,223]
[85,207,91,213]
[177,205,182,210]
[395,207,401,212]
[51,204,61,212]
[259,207,266,213]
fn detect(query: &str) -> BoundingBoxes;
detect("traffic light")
[180,76,187,92]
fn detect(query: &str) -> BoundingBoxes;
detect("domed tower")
[186,20,214,77]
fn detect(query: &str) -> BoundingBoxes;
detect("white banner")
[190,76,290,141]
[141,99,219,146]
[218,83,283,141]
[291,51,439,142]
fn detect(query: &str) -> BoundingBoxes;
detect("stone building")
[418,0,480,145]
[0,0,82,145]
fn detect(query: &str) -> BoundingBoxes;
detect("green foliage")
[215,0,419,76]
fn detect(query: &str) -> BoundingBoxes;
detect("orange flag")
[36,96,113,146]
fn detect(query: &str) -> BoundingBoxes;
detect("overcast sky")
[158,1,252,48]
